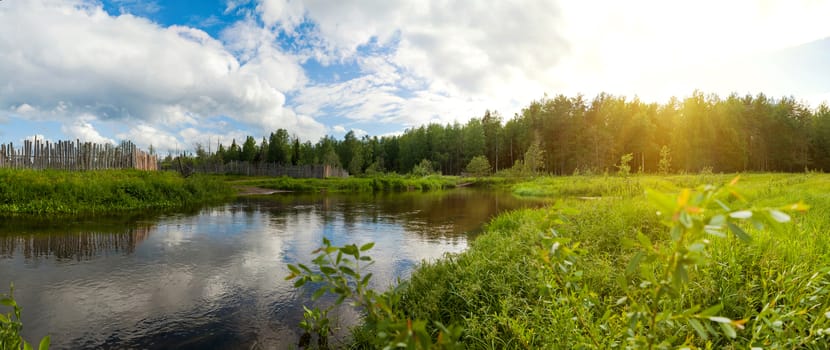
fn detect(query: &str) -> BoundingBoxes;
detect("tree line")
[173,91,830,175]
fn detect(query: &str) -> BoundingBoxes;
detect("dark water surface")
[0,189,544,349]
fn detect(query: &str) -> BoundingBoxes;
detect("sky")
[2,0,830,153]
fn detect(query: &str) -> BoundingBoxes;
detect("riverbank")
[227,174,466,193]
[0,169,234,215]
[359,173,830,348]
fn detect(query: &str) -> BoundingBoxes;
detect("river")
[0,189,544,349]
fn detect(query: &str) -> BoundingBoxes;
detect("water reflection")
[0,228,152,261]
[0,189,544,349]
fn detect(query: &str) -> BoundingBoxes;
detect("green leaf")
[769,209,791,223]
[729,210,752,219]
[312,288,326,301]
[678,211,693,228]
[714,199,731,212]
[687,242,706,253]
[39,335,50,350]
[339,266,356,277]
[340,245,358,256]
[359,242,375,251]
[708,316,731,323]
[616,274,628,290]
[0,314,8,323]
[637,232,653,251]
[718,321,737,338]
[24,342,33,350]
[287,264,301,275]
[646,189,676,215]
[703,225,726,237]
[320,266,337,275]
[0,297,15,307]
[727,222,752,242]
[709,214,726,226]
[699,304,723,317]
[360,273,372,286]
[688,318,708,340]
[670,226,682,241]
[626,252,644,276]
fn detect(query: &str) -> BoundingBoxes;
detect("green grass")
[228,174,464,193]
[377,173,830,348]
[0,169,235,215]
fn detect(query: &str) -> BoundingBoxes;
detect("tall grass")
[376,173,830,348]
[0,169,234,215]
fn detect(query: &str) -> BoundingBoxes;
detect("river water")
[0,189,543,349]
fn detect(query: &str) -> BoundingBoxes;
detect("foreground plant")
[535,176,814,348]
[286,238,462,349]
[1,284,49,350]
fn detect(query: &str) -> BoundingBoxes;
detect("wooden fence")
[192,161,349,178]
[0,139,158,171]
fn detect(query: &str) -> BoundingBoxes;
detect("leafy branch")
[287,237,462,349]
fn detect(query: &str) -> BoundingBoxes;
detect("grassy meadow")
[341,173,830,348]
[0,169,234,215]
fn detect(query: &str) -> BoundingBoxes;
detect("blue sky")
[2,0,830,153]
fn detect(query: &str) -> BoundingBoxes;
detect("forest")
[172,91,830,175]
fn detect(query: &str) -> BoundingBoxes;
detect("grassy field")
[350,173,830,348]
[0,169,234,215]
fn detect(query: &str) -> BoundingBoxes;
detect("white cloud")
[292,69,502,129]
[225,0,252,15]
[260,0,566,97]
[293,74,405,121]
[257,0,305,34]
[328,126,366,137]
[14,104,37,114]
[0,0,324,147]
[61,115,116,144]
[116,124,182,152]
[261,0,830,131]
